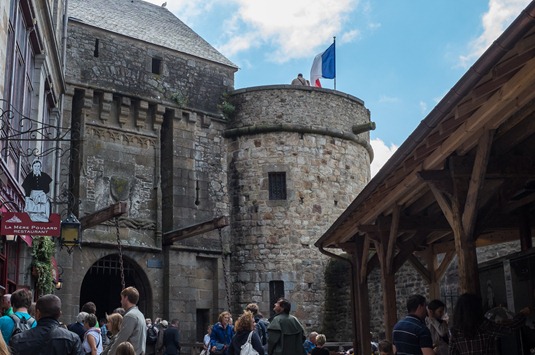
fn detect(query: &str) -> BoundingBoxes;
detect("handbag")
[240,331,259,355]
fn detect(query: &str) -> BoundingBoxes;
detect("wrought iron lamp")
[59,213,81,254]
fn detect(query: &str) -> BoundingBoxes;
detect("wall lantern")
[59,213,82,254]
[5,235,17,242]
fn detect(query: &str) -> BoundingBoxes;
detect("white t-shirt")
[83,329,103,355]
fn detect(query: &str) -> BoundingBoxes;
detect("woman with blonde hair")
[210,311,234,355]
[228,310,263,355]
[102,312,123,355]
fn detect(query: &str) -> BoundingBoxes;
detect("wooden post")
[352,237,372,355]
[373,220,398,340]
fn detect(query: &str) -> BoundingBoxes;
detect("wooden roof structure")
[315,3,535,354]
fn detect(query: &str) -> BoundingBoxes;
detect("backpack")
[147,325,158,344]
[10,313,36,337]
[255,318,268,346]
[240,331,259,355]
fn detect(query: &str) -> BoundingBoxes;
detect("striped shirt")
[393,315,433,355]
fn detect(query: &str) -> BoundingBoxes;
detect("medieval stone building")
[54,0,373,348]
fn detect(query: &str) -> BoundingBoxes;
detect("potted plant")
[31,236,55,295]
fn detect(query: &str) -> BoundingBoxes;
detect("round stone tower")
[225,85,373,329]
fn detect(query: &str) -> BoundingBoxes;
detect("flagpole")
[333,36,336,90]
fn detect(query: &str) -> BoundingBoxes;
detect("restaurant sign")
[1,212,61,236]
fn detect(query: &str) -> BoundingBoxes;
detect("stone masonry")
[56,0,374,350]
[227,86,372,328]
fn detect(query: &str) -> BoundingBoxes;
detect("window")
[3,0,36,180]
[269,281,285,317]
[151,57,162,74]
[94,39,99,57]
[269,172,287,200]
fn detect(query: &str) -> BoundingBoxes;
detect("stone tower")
[226,85,373,328]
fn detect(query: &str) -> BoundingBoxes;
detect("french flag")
[310,42,335,88]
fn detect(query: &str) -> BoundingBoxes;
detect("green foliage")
[218,93,235,119]
[170,90,189,107]
[322,257,352,341]
[31,236,55,295]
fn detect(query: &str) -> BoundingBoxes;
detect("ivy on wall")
[322,257,352,341]
[31,236,55,295]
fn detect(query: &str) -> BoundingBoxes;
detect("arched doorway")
[79,254,151,321]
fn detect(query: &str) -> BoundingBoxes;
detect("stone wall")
[66,23,235,113]
[227,86,372,330]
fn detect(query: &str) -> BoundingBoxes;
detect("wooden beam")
[436,251,455,280]
[359,215,451,233]
[360,237,371,284]
[163,216,229,245]
[376,230,397,342]
[462,130,494,236]
[80,202,128,230]
[392,230,430,273]
[352,237,372,355]
[407,254,431,284]
[451,180,480,295]
[418,170,453,195]
[386,205,400,273]
[428,183,454,228]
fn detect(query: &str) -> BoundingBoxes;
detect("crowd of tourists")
[0,286,532,355]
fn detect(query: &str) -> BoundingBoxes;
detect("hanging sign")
[1,159,61,236]
[1,211,61,236]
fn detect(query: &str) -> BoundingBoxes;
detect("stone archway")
[79,254,151,321]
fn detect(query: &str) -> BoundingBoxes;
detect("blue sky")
[146,0,530,175]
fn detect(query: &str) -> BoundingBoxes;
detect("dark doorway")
[79,254,150,321]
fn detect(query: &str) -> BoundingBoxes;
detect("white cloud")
[459,0,531,67]
[419,100,427,115]
[224,0,359,62]
[148,0,360,62]
[340,29,361,44]
[370,138,398,177]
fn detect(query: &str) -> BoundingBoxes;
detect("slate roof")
[68,0,237,68]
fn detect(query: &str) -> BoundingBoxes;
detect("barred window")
[269,172,287,200]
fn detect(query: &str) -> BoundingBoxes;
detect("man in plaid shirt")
[449,293,530,355]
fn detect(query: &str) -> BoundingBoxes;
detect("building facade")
[1,0,373,350]
[0,0,67,293]
[55,0,372,348]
